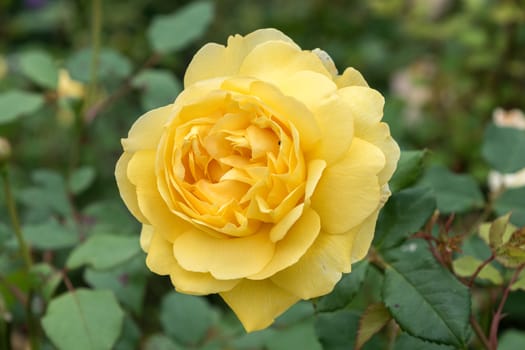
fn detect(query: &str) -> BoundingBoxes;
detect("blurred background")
[1,0,525,349]
[1,0,524,182]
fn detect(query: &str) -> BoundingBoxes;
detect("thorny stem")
[489,264,525,349]
[468,253,496,288]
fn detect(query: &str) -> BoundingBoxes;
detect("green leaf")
[266,319,322,350]
[274,301,314,327]
[374,186,436,250]
[356,303,392,350]
[30,263,62,301]
[452,255,503,285]
[22,218,78,250]
[143,334,182,350]
[393,333,455,350]
[114,316,141,350]
[0,90,44,124]
[478,221,516,248]
[489,213,512,248]
[494,187,525,227]
[510,270,525,291]
[389,150,427,192]
[67,234,141,270]
[160,292,213,346]
[482,124,525,173]
[382,258,471,347]
[84,255,147,314]
[315,310,360,350]
[148,1,214,53]
[66,48,132,83]
[42,289,124,350]
[82,200,139,236]
[132,69,182,110]
[316,260,369,312]
[68,166,96,195]
[418,165,484,213]
[499,330,525,350]
[18,50,58,89]
[18,169,71,217]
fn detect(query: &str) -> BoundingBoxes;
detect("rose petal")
[335,67,369,88]
[271,232,354,299]
[184,28,296,87]
[127,150,195,242]
[220,279,299,332]
[337,86,385,129]
[357,123,400,185]
[311,137,385,233]
[115,152,148,223]
[308,95,355,164]
[146,232,239,294]
[349,209,380,263]
[249,207,321,280]
[277,71,337,111]
[121,104,173,152]
[140,224,154,252]
[239,41,331,88]
[173,229,275,280]
[305,159,327,201]
[249,81,321,151]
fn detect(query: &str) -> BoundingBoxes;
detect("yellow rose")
[115,28,399,331]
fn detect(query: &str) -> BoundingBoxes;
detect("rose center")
[159,93,307,237]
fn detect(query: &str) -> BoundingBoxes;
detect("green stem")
[1,166,38,349]
[86,0,102,110]
[1,166,32,270]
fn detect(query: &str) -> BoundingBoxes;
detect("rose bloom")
[116,28,399,331]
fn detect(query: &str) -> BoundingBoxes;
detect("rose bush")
[115,28,399,331]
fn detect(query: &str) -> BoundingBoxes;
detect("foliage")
[1,0,525,349]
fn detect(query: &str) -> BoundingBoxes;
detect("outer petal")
[308,95,354,164]
[356,123,400,185]
[127,150,195,242]
[220,279,300,332]
[311,138,385,234]
[239,41,331,88]
[115,152,148,223]
[172,229,275,280]
[146,231,239,295]
[335,67,369,88]
[271,232,354,299]
[140,224,154,252]
[349,209,380,263]
[184,28,296,87]
[121,104,173,152]
[277,71,337,111]
[249,207,321,280]
[337,86,384,129]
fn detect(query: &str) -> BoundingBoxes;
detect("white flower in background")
[390,59,435,123]
[488,108,525,193]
